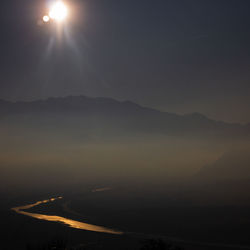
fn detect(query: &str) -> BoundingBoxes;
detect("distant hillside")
[185,150,250,205]
[196,150,250,181]
[0,96,249,139]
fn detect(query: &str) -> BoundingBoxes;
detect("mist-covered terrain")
[1,96,250,249]
[1,95,250,193]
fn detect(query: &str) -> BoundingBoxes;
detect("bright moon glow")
[43,15,50,23]
[49,1,68,22]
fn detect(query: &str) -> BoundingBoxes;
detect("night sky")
[1,0,250,123]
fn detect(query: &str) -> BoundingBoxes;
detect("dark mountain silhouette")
[0,95,249,140]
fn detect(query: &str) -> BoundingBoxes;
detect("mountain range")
[0,96,249,140]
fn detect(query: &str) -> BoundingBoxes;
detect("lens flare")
[43,15,50,23]
[49,1,68,22]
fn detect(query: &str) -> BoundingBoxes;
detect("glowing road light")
[43,15,50,23]
[49,1,68,22]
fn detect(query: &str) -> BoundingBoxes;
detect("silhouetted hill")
[0,96,249,139]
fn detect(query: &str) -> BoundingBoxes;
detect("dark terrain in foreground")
[2,187,250,250]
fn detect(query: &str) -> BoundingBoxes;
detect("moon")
[42,1,68,23]
[49,1,68,22]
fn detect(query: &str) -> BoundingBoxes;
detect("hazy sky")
[1,0,250,123]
